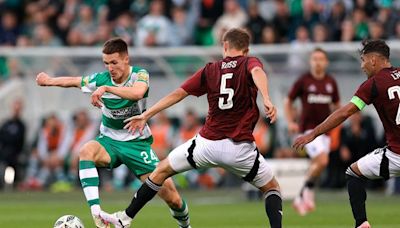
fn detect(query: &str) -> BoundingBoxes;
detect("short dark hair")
[312,47,328,58]
[360,39,390,59]
[222,28,250,52]
[103,38,128,55]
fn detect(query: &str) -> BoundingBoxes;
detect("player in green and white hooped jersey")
[36,38,191,228]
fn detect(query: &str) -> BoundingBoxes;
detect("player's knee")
[78,144,95,160]
[345,166,362,180]
[260,177,280,193]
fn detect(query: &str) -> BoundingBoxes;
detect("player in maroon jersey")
[284,48,340,215]
[294,40,400,228]
[100,28,282,228]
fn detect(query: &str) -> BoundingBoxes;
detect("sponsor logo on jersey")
[307,94,332,104]
[221,60,237,69]
[109,105,140,119]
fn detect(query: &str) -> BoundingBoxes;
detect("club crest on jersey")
[308,84,317,92]
[326,83,333,93]
[221,61,237,69]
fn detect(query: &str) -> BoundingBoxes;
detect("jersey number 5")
[219,73,234,110]
[388,85,400,125]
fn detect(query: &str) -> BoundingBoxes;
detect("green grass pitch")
[0,188,399,227]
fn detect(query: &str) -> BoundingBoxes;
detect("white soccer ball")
[53,215,84,228]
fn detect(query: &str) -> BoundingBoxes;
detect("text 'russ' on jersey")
[221,61,237,69]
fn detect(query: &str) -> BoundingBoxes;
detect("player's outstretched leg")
[260,177,282,228]
[103,159,176,227]
[78,141,111,228]
[158,178,191,228]
[346,163,368,228]
[79,159,109,228]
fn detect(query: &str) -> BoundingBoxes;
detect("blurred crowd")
[1,98,396,195]
[1,0,400,195]
[0,0,399,48]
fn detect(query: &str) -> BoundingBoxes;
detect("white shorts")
[358,147,400,180]
[304,130,331,158]
[168,134,274,188]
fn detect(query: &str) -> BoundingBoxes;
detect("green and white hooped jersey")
[81,66,152,141]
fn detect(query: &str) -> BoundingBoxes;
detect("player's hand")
[123,114,147,135]
[91,86,106,108]
[292,132,315,152]
[264,100,277,123]
[36,72,52,86]
[287,122,300,135]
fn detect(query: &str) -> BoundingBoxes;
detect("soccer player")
[284,47,340,215]
[293,39,400,228]
[35,38,191,228]
[103,28,282,228]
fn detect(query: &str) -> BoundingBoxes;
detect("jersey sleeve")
[351,78,375,110]
[288,77,303,100]
[247,57,263,72]
[81,72,99,93]
[135,69,149,85]
[180,66,207,97]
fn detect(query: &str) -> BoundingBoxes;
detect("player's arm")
[100,81,148,101]
[283,97,300,134]
[293,102,359,150]
[124,88,189,134]
[36,72,81,88]
[251,66,277,123]
[331,101,341,111]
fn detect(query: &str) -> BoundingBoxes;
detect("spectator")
[368,20,385,39]
[136,0,171,47]
[194,0,224,45]
[246,1,267,44]
[0,99,25,189]
[149,111,174,160]
[340,19,356,42]
[312,23,329,42]
[113,12,135,46]
[69,4,97,46]
[32,24,62,46]
[168,6,193,46]
[374,7,398,38]
[390,21,400,40]
[54,14,72,45]
[174,109,202,147]
[287,25,311,73]
[253,116,271,156]
[326,0,347,41]
[0,11,21,46]
[20,114,65,190]
[213,0,248,44]
[352,8,369,40]
[270,0,291,42]
[261,25,278,44]
[57,110,97,183]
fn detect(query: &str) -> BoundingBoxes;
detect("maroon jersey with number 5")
[353,67,400,154]
[181,56,264,142]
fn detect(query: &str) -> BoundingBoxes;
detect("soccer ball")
[53,215,84,228]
